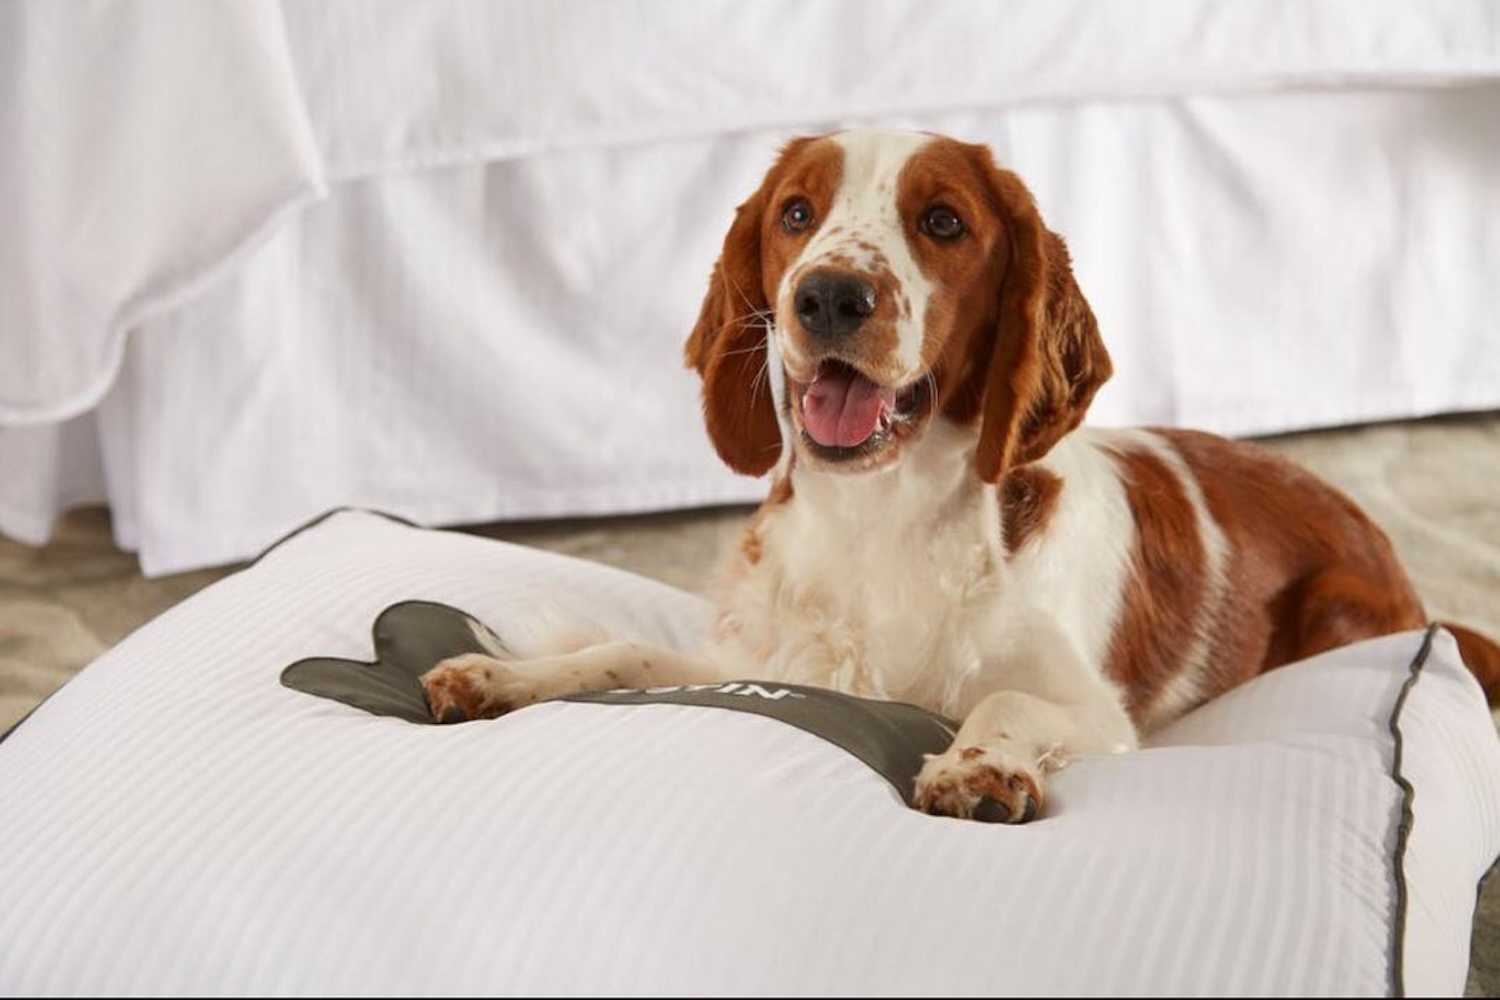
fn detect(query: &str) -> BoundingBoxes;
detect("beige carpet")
[2,413,1497,993]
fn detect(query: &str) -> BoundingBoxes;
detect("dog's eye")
[781,198,815,234]
[920,204,965,241]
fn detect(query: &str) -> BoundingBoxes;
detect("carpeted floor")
[2,413,1497,993]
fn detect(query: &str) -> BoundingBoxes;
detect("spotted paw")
[911,745,1044,823]
[419,653,546,723]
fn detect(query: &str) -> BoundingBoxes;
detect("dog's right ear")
[685,143,809,477]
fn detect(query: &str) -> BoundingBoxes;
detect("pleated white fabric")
[0,0,324,424]
[10,80,1500,575]
[5,2,1500,574]
[279,0,1500,181]
[0,511,1495,995]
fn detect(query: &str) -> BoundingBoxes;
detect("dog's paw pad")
[972,792,1038,824]
[912,746,1044,824]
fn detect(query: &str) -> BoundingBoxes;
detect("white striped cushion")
[0,509,1495,995]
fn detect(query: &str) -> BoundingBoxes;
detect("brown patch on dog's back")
[1104,443,1212,722]
[1159,429,1426,687]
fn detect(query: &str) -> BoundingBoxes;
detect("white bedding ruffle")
[4,1,1500,573]
[284,0,1500,180]
[0,0,323,424]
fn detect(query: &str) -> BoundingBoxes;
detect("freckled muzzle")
[781,263,933,465]
[778,208,934,467]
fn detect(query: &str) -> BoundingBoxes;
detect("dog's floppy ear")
[683,148,805,477]
[974,164,1111,483]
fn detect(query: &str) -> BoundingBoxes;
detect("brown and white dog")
[423,129,1500,823]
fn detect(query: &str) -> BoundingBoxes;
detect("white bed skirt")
[4,2,1500,575]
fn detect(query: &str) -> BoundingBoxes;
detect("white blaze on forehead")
[777,129,937,380]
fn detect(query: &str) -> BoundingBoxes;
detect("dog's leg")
[421,641,720,723]
[912,624,1136,824]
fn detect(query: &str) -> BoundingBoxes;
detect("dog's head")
[684,129,1110,482]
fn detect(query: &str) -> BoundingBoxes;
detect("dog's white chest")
[709,429,1009,717]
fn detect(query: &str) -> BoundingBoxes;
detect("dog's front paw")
[912,745,1045,824]
[420,653,548,724]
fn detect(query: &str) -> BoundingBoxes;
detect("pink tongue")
[802,368,896,448]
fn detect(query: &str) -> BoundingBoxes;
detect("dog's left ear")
[974,163,1112,483]
[683,151,797,477]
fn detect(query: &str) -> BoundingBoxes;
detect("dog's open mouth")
[794,359,931,461]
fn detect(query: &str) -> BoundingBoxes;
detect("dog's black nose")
[794,271,876,339]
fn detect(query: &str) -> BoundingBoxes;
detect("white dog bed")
[1,509,1496,995]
